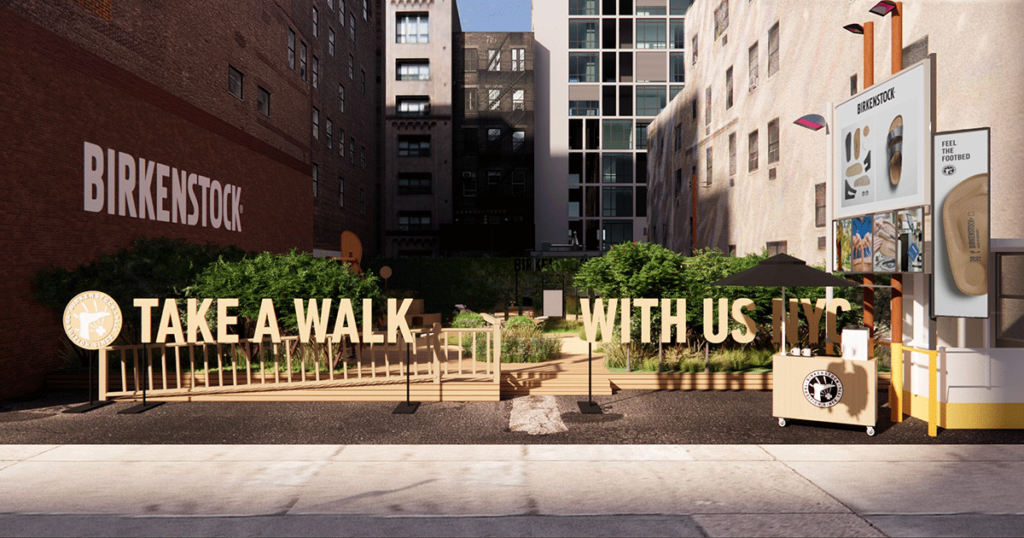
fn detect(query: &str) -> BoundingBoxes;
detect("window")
[670,85,684,101]
[512,48,525,71]
[312,6,318,37]
[636,122,649,150]
[339,0,345,23]
[674,168,682,205]
[463,172,477,196]
[996,254,1024,347]
[360,69,365,93]
[692,35,698,65]
[603,120,632,149]
[512,130,525,151]
[396,60,430,80]
[705,146,713,186]
[288,29,296,69]
[363,0,369,20]
[725,66,733,109]
[397,96,430,116]
[339,84,345,112]
[465,89,477,111]
[602,220,633,251]
[487,170,501,193]
[569,20,598,49]
[705,86,711,126]
[312,163,319,198]
[359,187,364,215]
[329,28,335,56]
[398,211,431,231]
[397,135,431,157]
[396,13,429,43]
[512,90,525,111]
[487,49,501,71]
[348,54,354,78]
[670,53,685,82]
[673,123,681,150]
[464,49,479,71]
[228,65,243,99]
[749,43,759,91]
[603,187,633,217]
[339,129,345,156]
[488,89,500,110]
[339,178,344,207]
[512,171,526,196]
[766,241,788,255]
[312,107,319,139]
[569,100,599,116]
[360,146,365,170]
[728,132,737,177]
[714,0,729,39]
[671,0,692,15]
[748,130,759,171]
[636,20,666,49]
[850,74,858,96]
[768,22,779,77]
[312,56,319,88]
[350,14,356,40]
[257,86,270,116]
[670,19,685,49]
[300,42,308,80]
[488,128,501,143]
[328,0,333,11]
[635,86,667,116]
[349,136,355,163]
[569,53,598,82]
[815,183,826,227]
[463,128,478,152]
[398,173,432,194]
[569,0,597,15]
[602,154,632,183]
[326,118,333,148]
[768,118,780,164]
[636,3,666,15]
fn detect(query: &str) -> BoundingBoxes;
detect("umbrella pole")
[781,286,787,353]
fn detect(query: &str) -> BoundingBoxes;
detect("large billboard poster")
[834,59,933,220]
[932,128,990,318]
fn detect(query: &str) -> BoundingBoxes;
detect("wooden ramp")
[500,336,613,397]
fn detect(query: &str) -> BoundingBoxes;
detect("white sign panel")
[932,128,990,318]
[834,59,932,219]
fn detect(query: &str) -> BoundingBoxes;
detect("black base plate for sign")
[392,402,420,414]
[64,401,114,414]
[118,402,164,414]
[577,401,603,414]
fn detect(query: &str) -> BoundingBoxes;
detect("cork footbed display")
[887,115,903,186]
[942,173,989,296]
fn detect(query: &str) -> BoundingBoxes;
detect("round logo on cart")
[802,370,843,408]
[63,291,122,349]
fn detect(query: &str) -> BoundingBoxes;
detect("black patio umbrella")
[712,254,859,350]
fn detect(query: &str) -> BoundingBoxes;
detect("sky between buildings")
[457,0,532,32]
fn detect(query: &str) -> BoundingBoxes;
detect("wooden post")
[892,2,903,74]
[864,275,874,356]
[98,348,108,401]
[863,21,874,87]
[891,275,903,421]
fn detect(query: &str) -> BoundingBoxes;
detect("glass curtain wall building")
[534,0,690,252]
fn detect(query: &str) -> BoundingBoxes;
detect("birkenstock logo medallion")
[803,370,843,408]
[942,165,956,176]
[64,291,123,349]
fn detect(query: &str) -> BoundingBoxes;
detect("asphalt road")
[3,389,1024,445]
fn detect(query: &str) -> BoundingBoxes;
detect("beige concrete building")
[646,0,1024,425]
[384,0,460,256]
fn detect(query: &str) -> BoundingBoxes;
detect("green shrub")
[189,250,383,337]
[504,315,536,330]
[451,312,487,328]
[499,325,562,363]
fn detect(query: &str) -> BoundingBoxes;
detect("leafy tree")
[189,250,383,336]
[574,241,686,299]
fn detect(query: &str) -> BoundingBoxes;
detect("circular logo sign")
[942,165,957,176]
[63,291,123,349]
[802,370,843,408]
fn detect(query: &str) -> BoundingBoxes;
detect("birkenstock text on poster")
[856,88,896,114]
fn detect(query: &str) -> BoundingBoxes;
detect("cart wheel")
[778,418,787,427]
[866,426,876,437]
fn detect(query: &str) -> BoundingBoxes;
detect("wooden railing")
[99,319,502,401]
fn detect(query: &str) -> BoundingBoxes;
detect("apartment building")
[448,32,536,256]
[533,0,693,253]
[0,0,381,398]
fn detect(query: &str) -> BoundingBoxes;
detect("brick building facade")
[0,0,382,399]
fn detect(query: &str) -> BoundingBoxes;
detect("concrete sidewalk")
[2,444,1023,537]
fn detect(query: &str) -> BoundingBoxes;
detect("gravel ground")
[3,388,1024,445]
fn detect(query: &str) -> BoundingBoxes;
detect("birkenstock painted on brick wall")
[943,173,989,296]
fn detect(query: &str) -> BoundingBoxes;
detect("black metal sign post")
[393,342,419,414]
[577,342,602,414]
[64,349,114,414]
[120,343,164,414]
